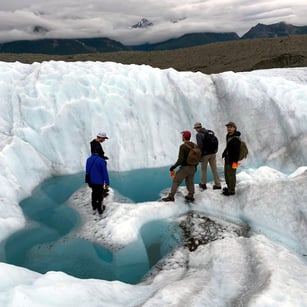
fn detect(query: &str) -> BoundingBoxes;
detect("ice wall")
[0,61,307,201]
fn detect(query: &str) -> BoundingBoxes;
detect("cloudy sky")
[0,0,306,45]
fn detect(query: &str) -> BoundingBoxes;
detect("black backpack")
[202,130,218,155]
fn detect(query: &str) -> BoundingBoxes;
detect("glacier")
[0,61,307,306]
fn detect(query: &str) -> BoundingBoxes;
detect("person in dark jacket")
[194,122,221,190]
[222,122,241,196]
[162,131,197,202]
[90,132,109,160]
[85,153,110,215]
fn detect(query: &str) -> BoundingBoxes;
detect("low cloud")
[0,0,306,45]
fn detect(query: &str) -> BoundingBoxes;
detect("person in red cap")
[162,130,197,202]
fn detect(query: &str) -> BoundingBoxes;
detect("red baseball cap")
[181,130,191,139]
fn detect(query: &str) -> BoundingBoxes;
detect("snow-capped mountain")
[131,18,154,28]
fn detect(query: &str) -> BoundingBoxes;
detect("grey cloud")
[0,0,306,45]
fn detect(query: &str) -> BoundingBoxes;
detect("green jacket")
[173,141,195,168]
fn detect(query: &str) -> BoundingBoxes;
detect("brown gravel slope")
[1,35,307,74]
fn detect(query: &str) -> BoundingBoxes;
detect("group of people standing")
[162,121,242,202]
[85,120,243,215]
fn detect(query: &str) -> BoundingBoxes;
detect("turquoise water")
[111,165,206,202]
[2,167,192,283]
[4,220,179,284]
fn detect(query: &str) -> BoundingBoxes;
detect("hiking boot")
[162,195,175,202]
[213,185,222,190]
[222,190,235,196]
[99,205,106,214]
[199,183,207,190]
[222,187,228,192]
[184,195,195,202]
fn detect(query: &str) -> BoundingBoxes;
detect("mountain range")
[0,22,307,55]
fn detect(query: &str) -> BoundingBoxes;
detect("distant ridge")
[129,32,239,51]
[1,34,306,75]
[0,32,239,55]
[0,37,129,55]
[242,22,307,39]
[0,22,306,55]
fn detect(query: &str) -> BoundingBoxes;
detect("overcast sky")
[0,0,306,45]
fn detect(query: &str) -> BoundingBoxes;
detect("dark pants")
[224,164,237,193]
[169,165,196,198]
[91,184,104,213]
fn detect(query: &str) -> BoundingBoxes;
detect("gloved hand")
[169,165,176,171]
[232,162,238,169]
[103,156,109,160]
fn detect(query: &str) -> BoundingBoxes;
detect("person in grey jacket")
[194,122,221,190]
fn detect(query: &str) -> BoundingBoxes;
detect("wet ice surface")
[67,185,251,284]
[179,212,250,252]
[68,186,248,249]
[65,176,307,306]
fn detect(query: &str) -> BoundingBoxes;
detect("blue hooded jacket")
[86,154,110,185]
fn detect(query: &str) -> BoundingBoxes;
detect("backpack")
[231,136,248,160]
[239,140,248,160]
[185,142,202,165]
[202,130,218,155]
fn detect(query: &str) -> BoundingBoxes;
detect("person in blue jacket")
[85,153,110,215]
